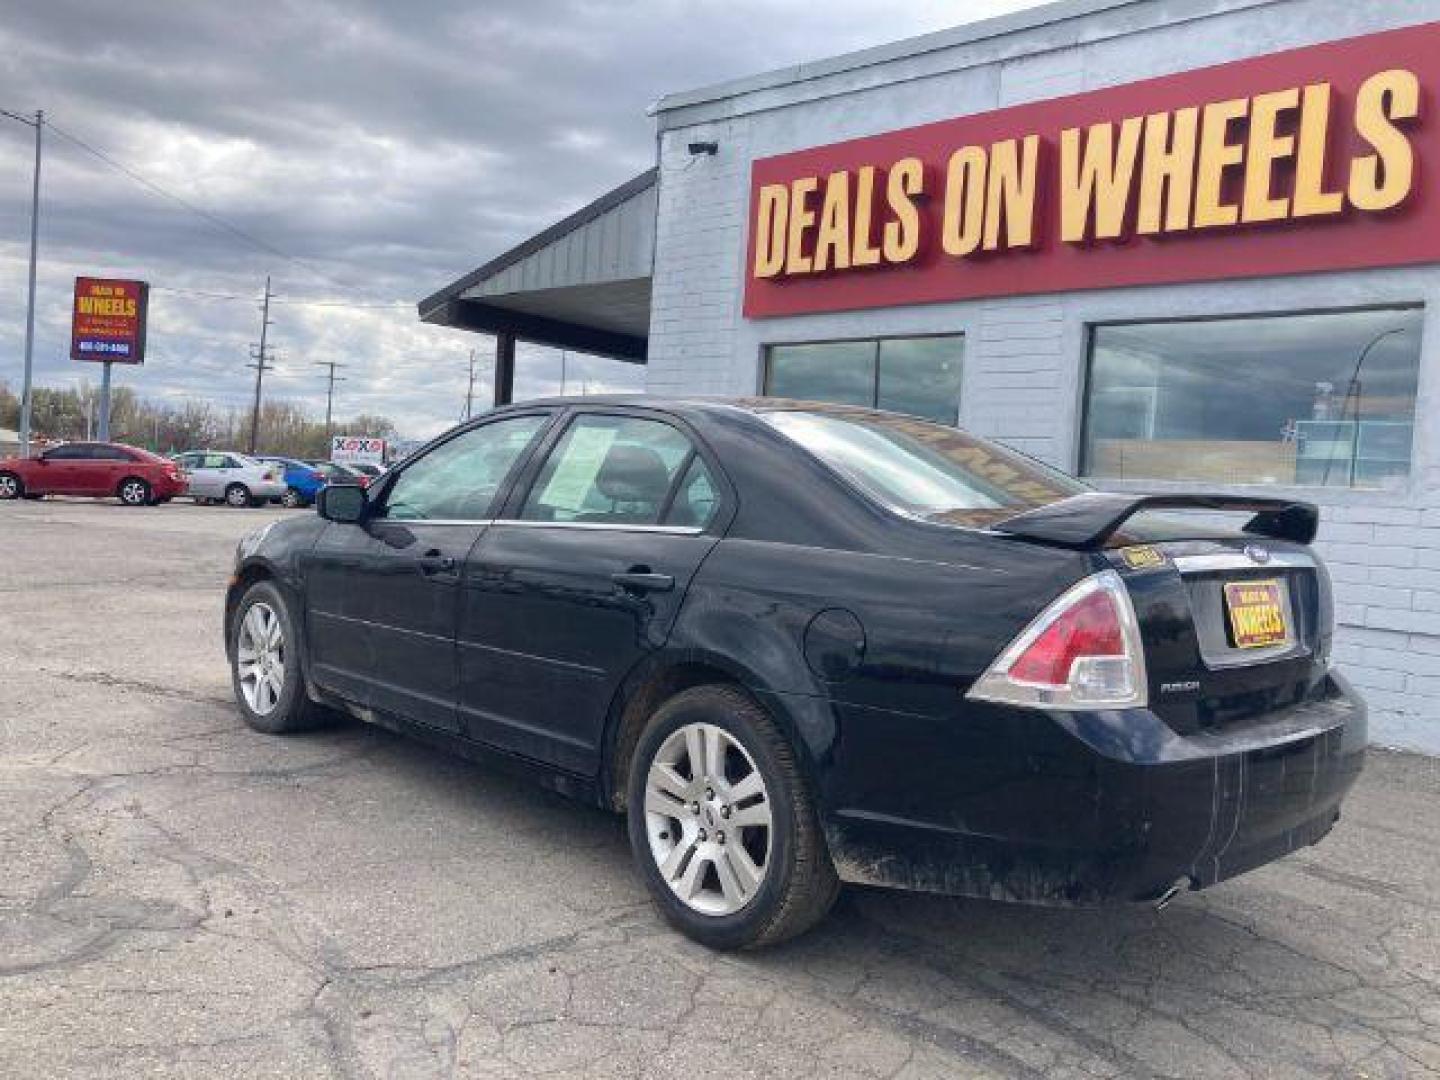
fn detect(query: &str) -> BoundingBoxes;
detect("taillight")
[967,571,1147,710]
[310,471,323,483]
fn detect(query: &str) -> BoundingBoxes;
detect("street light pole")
[1,108,43,456]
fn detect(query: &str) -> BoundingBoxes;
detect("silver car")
[174,451,285,507]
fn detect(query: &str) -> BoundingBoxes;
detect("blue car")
[255,457,327,508]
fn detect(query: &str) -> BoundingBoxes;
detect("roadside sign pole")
[16,110,42,457]
[97,360,113,441]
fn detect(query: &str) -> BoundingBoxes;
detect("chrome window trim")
[1172,552,1316,574]
[492,519,704,536]
[374,518,495,527]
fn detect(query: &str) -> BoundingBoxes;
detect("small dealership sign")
[71,277,149,363]
[744,22,1440,318]
[330,436,386,466]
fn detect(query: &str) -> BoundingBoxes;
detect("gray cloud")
[0,0,1042,438]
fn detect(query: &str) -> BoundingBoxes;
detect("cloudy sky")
[0,0,1046,439]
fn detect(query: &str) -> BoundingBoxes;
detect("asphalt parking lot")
[3,498,1439,1078]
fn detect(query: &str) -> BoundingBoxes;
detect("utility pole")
[464,349,477,420]
[315,361,346,438]
[0,109,43,456]
[246,275,274,454]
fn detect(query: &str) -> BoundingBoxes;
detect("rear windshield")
[762,408,1086,527]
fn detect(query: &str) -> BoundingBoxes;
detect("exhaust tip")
[1154,877,1194,912]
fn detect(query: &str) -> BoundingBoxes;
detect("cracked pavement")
[3,498,1439,1078]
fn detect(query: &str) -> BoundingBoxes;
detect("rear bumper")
[153,475,187,498]
[821,673,1366,905]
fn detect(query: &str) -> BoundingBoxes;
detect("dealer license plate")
[1223,579,1289,649]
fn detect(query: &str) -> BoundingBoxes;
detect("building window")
[764,335,964,424]
[1081,308,1423,490]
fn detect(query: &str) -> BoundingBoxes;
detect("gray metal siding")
[469,182,657,300]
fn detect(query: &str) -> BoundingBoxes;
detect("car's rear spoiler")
[993,493,1319,549]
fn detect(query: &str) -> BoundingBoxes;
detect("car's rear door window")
[662,455,720,528]
[382,414,548,521]
[520,415,695,526]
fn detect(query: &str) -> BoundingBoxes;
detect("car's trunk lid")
[1110,535,1333,735]
[994,495,1332,735]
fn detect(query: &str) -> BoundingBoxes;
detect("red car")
[0,441,186,506]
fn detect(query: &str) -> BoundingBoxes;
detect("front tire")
[228,581,326,734]
[118,477,151,506]
[0,472,22,499]
[225,483,254,508]
[280,486,306,509]
[626,685,838,950]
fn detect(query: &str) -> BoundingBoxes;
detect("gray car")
[174,451,285,507]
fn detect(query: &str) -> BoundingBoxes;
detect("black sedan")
[225,397,1365,949]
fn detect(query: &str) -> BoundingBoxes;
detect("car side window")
[202,454,228,470]
[520,415,695,526]
[382,414,548,521]
[663,455,720,528]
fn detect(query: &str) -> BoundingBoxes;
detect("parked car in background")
[174,451,285,507]
[349,463,384,480]
[308,460,371,488]
[226,397,1365,949]
[255,456,327,509]
[0,441,185,506]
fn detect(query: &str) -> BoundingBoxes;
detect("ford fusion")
[225,398,1365,949]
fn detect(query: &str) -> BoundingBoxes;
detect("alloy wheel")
[235,602,285,716]
[121,480,148,505]
[644,722,773,916]
[282,488,302,509]
[0,475,18,499]
[226,485,250,508]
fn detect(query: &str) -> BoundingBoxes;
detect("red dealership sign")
[744,22,1439,319]
[71,277,149,363]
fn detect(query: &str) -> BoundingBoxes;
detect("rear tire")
[626,685,839,950]
[281,486,305,509]
[0,472,22,500]
[117,477,151,506]
[225,483,254,508]
[228,581,327,734]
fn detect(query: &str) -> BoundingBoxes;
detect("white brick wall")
[647,123,752,396]
[647,0,1440,752]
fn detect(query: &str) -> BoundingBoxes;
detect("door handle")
[418,550,457,576]
[612,570,675,594]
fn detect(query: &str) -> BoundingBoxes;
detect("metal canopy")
[419,169,657,365]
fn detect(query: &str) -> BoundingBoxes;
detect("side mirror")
[317,483,367,523]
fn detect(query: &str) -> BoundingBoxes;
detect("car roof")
[482,394,892,424]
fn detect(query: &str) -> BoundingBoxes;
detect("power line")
[150,284,411,310]
[41,118,370,299]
